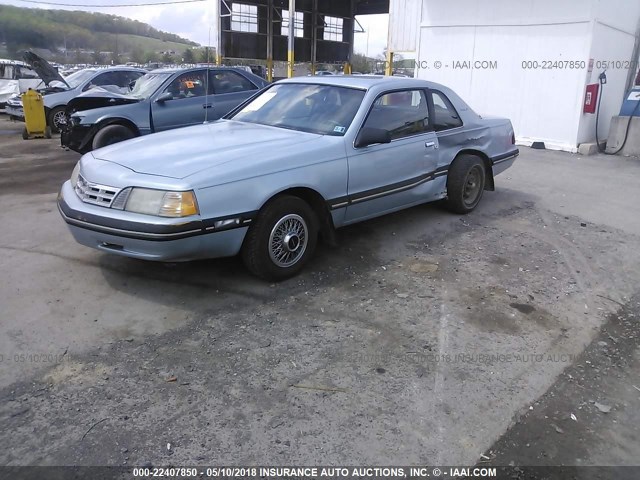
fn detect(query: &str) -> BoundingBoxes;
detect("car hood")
[68,87,141,112]
[91,120,322,179]
[22,51,69,88]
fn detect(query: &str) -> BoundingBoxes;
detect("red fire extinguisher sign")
[584,83,599,114]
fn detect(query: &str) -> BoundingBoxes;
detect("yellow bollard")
[21,89,51,140]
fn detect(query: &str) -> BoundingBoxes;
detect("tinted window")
[364,90,430,140]
[432,91,463,131]
[211,70,257,95]
[163,71,208,98]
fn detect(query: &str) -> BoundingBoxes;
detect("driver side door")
[345,89,440,223]
[150,70,209,132]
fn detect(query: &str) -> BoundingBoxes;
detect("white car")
[0,59,43,112]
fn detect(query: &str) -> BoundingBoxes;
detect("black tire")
[242,195,319,281]
[22,127,29,140]
[47,106,66,133]
[444,154,486,214]
[92,124,135,150]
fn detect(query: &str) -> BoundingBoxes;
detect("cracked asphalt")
[1,117,639,470]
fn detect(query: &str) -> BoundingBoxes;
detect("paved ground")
[1,116,639,468]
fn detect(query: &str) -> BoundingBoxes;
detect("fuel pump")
[595,70,640,155]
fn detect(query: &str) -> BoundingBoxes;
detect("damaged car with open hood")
[61,67,269,153]
[6,51,147,132]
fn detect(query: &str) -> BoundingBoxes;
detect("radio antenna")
[204,25,212,123]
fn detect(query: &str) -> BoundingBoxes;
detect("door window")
[210,70,257,95]
[431,91,463,131]
[163,71,208,99]
[17,67,39,79]
[363,90,430,140]
[0,65,15,79]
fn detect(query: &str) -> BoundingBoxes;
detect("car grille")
[74,174,120,207]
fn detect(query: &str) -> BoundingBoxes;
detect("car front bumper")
[5,104,23,119]
[58,181,249,262]
[61,124,93,153]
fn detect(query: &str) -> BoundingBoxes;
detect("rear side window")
[431,91,463,131]
[364,89,430,140]
[211,71,257,95]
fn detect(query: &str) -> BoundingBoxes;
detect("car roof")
[148,66,252,74]
[0,58,28,66]
[277,75,443,91]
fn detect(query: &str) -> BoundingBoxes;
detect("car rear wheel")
[92,125,135,150]
[242,195,318,281]
[47,106,66,133]
[445,154,486,214]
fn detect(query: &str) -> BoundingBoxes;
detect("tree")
[199,47,212,64]
[144,50,159,64]
[130,47,145,64]
[110,51,121,65]
[182,48,195,64]
[351,53,373,74]
[161,51,174,64]
[91,50,103,64]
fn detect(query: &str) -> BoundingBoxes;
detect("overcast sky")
[4,1,389,57]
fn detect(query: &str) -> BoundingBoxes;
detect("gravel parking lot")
[1,117,640,467]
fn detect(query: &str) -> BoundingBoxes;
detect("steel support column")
[311,0,318,75]
[267,0,274,81]
[288,0,296,78]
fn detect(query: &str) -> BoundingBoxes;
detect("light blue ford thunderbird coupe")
[58,76,518,280]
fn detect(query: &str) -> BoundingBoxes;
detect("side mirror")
[354,127,392,148]
[155,92,173,103]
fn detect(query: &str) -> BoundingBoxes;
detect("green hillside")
[0,4,199,63]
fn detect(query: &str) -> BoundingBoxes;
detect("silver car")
[42,67,146,132]
[58,76,519,280]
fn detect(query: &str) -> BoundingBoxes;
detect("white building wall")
[388,0,421,53]
[405,0,640,152]
[577,0,640,145]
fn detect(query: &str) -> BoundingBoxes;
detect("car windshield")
[128,72,172,99]
[229,83,365,136]
[51,69,96,89]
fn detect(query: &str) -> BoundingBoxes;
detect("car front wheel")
[445,154,487,214]
[92,125,135,150]
[47,106,66,133]
[242,195,318,281]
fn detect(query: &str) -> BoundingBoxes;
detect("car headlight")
[70,114,84,126]
[70,162,80,187]
[123,188,199,218]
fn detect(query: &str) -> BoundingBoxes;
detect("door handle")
[425,141,437,149]
[203,104,213,109]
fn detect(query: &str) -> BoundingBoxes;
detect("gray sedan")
[61,67,269,153]
[42,67,147,132]
[58,76,519,280]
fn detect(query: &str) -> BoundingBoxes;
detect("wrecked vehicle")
[16,51,147,132]
[0,58,43,112]
[61,67,269,153]
[58,76,518,280]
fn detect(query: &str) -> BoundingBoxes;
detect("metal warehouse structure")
[212,0,389,79]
